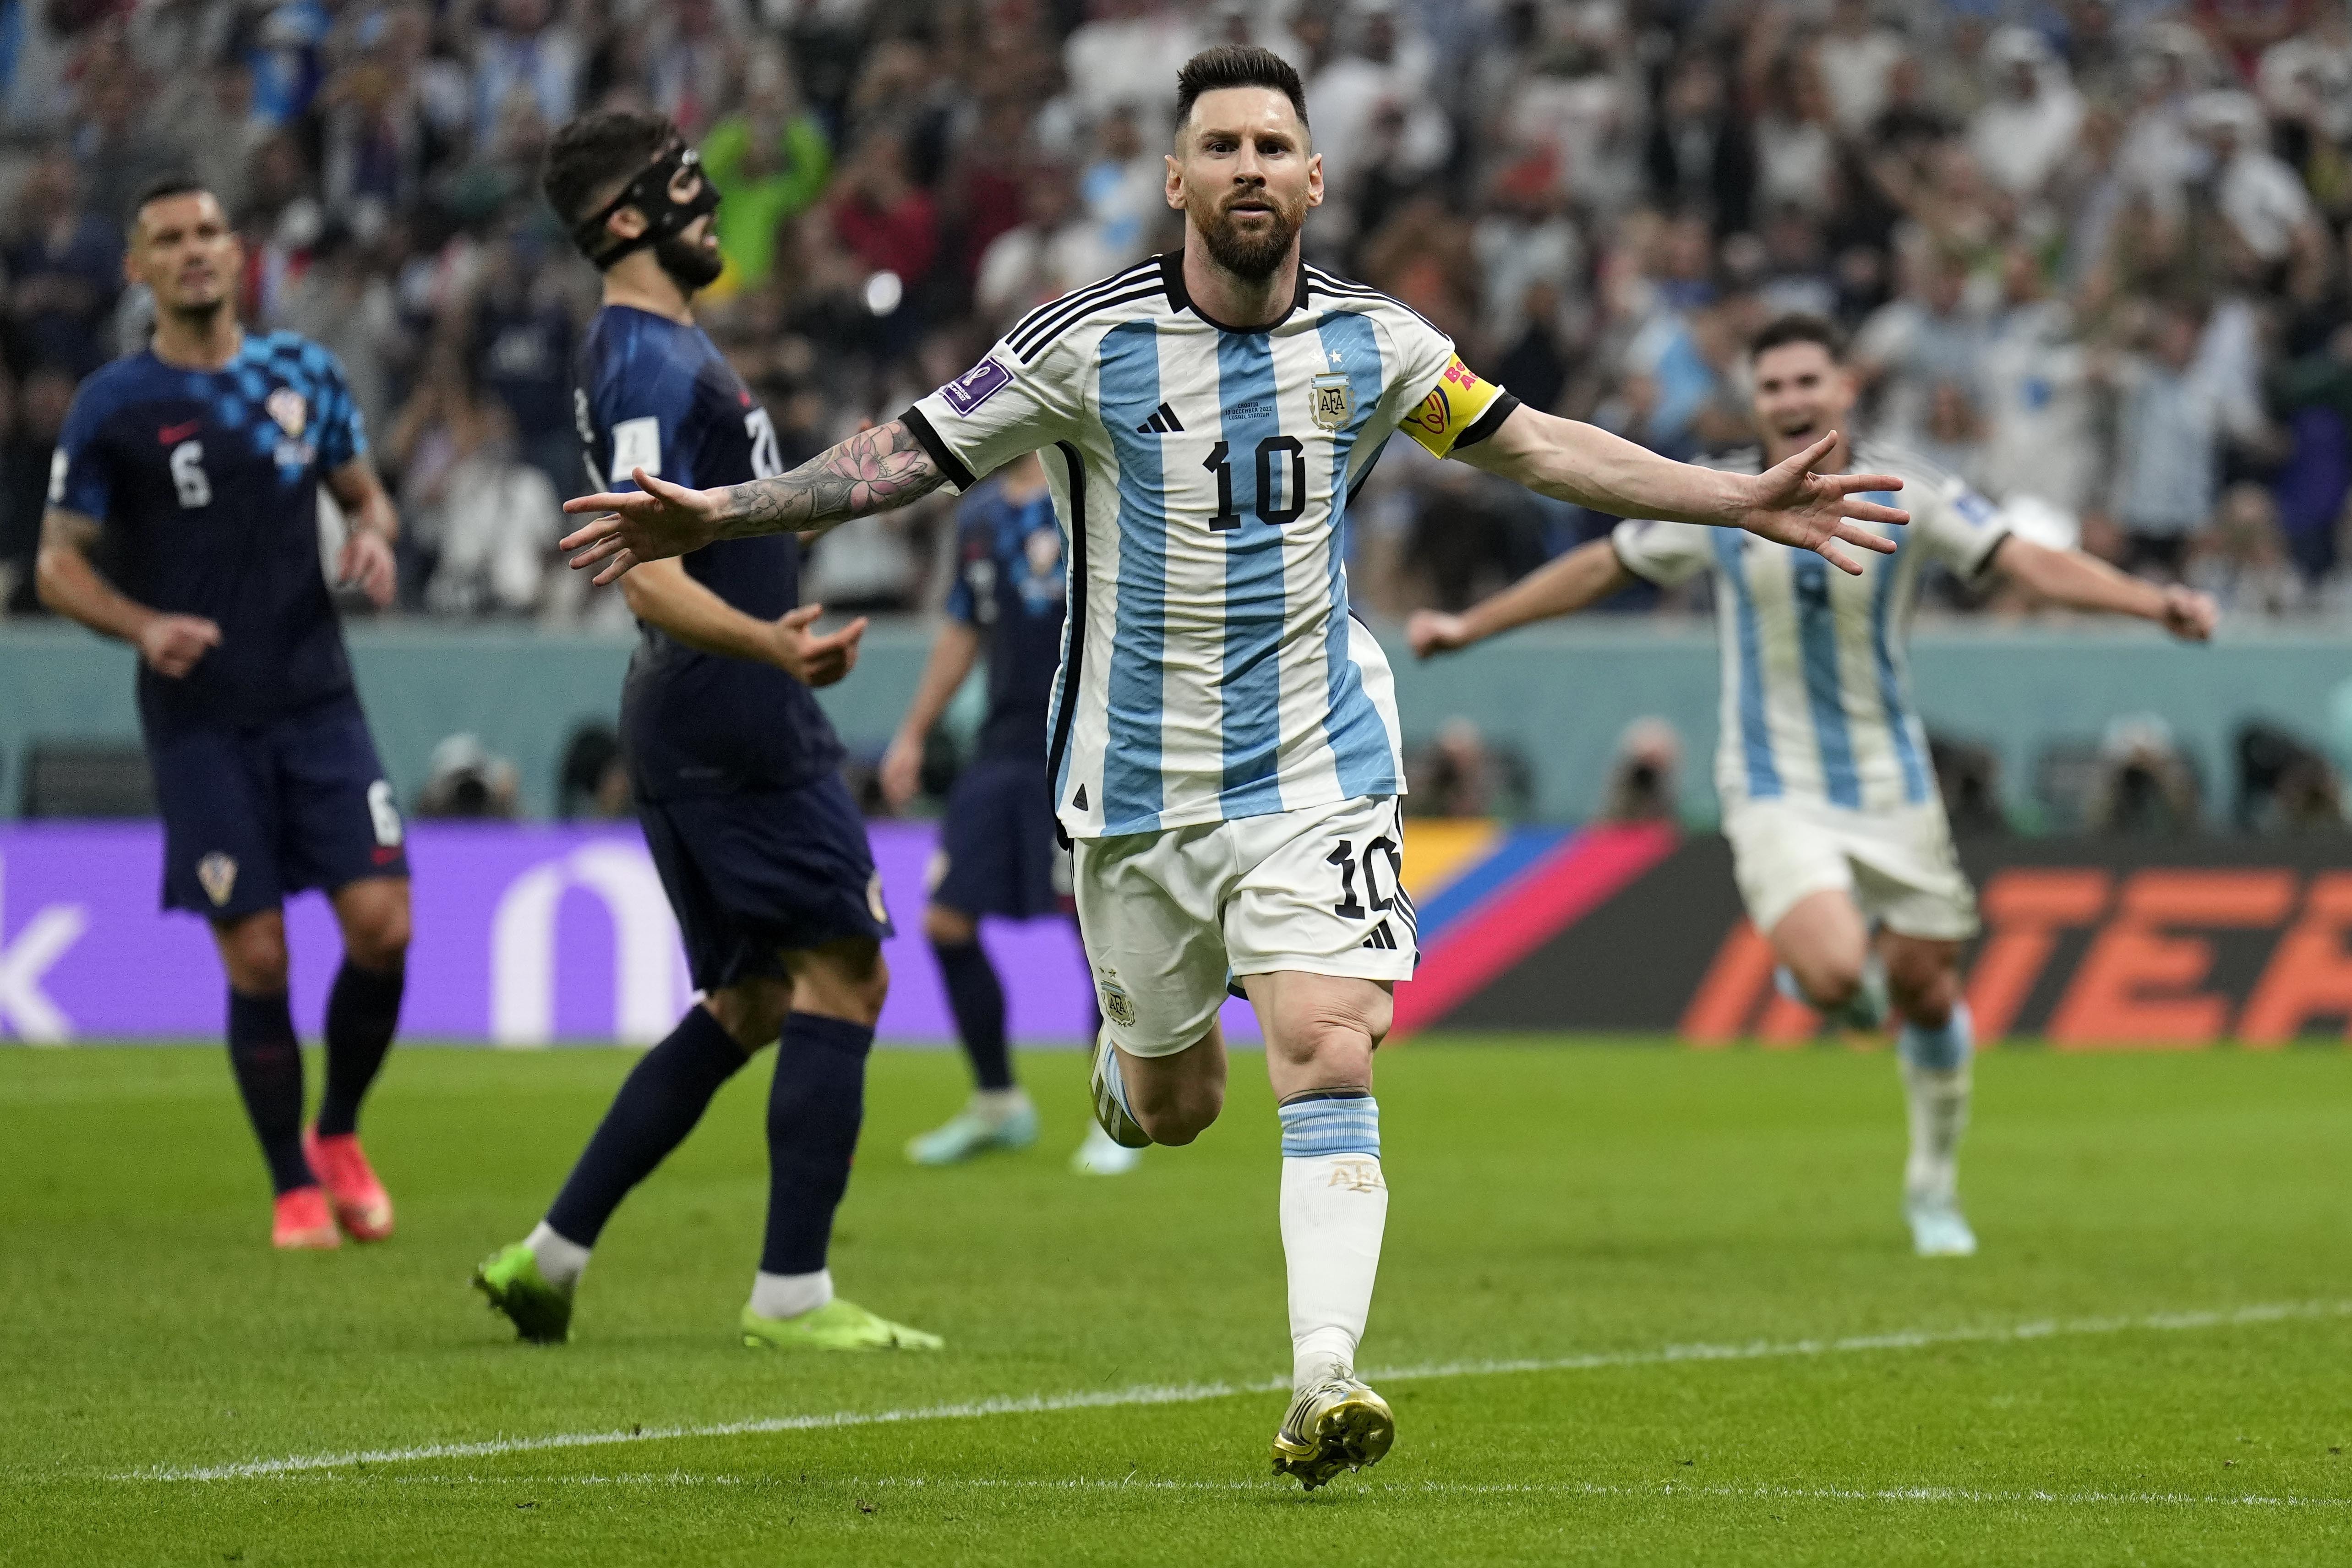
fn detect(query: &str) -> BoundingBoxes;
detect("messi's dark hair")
[541,110,673,226]
[1750,312,1845,362]
[1174,45,1309,132]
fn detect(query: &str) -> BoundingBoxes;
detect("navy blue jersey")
[944,477,1066,763]
[50,331,367,734]
[577,305,843,799]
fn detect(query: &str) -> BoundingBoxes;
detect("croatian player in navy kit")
[881,451,1134,1174]
[37,176,411,1251]
[472,111,938,1352]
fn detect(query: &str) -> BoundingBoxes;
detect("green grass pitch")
[5,1039,2350,1565]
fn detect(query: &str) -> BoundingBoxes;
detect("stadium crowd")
[0,0,2349,625]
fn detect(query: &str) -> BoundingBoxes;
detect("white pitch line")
[129,1299,2352,1483]
[175,1473,2352,1513]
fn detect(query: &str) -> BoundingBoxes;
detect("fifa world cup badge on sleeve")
[1311,373,1353,432]
[943,356,1011,415]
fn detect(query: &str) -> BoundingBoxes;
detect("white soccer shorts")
[1072,794,1418,1058]
[1723,796,1979,942]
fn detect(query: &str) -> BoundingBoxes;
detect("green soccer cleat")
[741,1298,944,1352]
[906,1099,1041,1165]
[1088,1029,1152,1150]
[1270,1372,1395,1491]
[472,1242,574,1344]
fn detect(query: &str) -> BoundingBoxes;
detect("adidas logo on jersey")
[1361,919,1399,951]
[1135,403,1184,435]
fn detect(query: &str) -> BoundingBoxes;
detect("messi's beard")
[1195,192,1304,281]
[655,231,725,291]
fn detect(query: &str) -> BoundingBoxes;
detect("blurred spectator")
[1977,246,2096,515]
[276,224,405,445]
[1929,734,2006,834]
[1405,717,1517,818]
[1968,27,2085,200]
[2086,715,2202,835]
[1645,53,1755,236]
[975,162,1122,333]
[5,149,122,377]
[1079,103,1167,268]
[0,368,76,615]
[472,0,583,136]
[1854,249,1982,453]
[2188,481,2301,612]
[2237,720,2347,831]
[469,230,580,497]
[1601,718,1682,823]
[557,722,633,819]
[1816,0,1908,138]
[2110,300,2231,578]
[416,733,522,819]
[701,47,834,295]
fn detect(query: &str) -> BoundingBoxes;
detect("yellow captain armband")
[1401,355,1513,458]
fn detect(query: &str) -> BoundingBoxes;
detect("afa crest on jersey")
[1310,373,1353,432]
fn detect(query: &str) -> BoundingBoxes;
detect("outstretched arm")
[36,508,223,677]
[1407,538,1635,658]
[1449,405,1909,574]
[1989,536,2217,640]
[561,419,948,585]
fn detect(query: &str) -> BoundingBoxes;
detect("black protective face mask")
[571,138,722,271]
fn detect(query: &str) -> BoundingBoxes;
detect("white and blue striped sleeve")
[902,333,1086,493]
[1610,516,1714,586]
[1910,466,2010,578]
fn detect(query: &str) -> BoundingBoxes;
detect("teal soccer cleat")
[906,1098,1041,1165]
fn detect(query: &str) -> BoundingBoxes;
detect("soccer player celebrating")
[561,50,1902,1485]
[38,178,410,1251]
[880,450,1136,1175]
[1411,314,2219,1257]
[470,112,938,1354]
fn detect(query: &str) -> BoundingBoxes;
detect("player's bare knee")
[789,940,889,1027]
[1131,1080,1222,1145]
[215,914,289,994]
[922,904,977,946]
[1795,954,1864,1010]
[704,979,791,1051]
[339,889,411,972]
[1888,959,1960,1029]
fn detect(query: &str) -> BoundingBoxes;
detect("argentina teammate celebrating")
[1413,315,2218,1257]
[562,49,1907,1486]
[473,112,937,1354]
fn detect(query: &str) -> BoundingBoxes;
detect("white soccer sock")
[525,1220,591,1291]
[1898,1003,1974,1203]
[973,1087,1030,1120]
[1277,1095,1387,1391]
[749,1268,835,1321]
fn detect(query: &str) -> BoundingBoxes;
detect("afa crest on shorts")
[1310,373,1353,432]
[1098,974,1136,1027]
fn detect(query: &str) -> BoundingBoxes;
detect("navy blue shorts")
[148,694,409,922]
[930,756,1066,921]
[637,770,893,994]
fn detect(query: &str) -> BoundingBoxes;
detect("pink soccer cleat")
[302,1128,396,1242]
[272,1186,341,1250]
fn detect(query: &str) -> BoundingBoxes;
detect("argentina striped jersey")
[1611,439,2010,814]
[905,253,1516,841]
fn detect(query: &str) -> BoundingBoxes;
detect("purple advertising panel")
[0,822,1262,1046]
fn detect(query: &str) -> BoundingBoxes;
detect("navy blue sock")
[226,989,311,1195]
[933,938,1013,1092]
[317,959,404,1137]
[760,1012,874,1275]
[545,1006,747,1247]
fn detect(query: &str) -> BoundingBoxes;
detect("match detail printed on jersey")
[1611,440,2008,815]
[901,255,1520,843]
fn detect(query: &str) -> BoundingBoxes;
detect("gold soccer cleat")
[1270,1373,1395,1491]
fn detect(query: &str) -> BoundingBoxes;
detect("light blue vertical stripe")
[1866,505,1933,804]
[1790,552,1861,807]
[1711,532,1783,800]
[1098,322,1167,830]
[1216,331,1287,817]
[1312,311,1396,798]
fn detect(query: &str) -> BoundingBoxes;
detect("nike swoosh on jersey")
[157,420,202,444]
